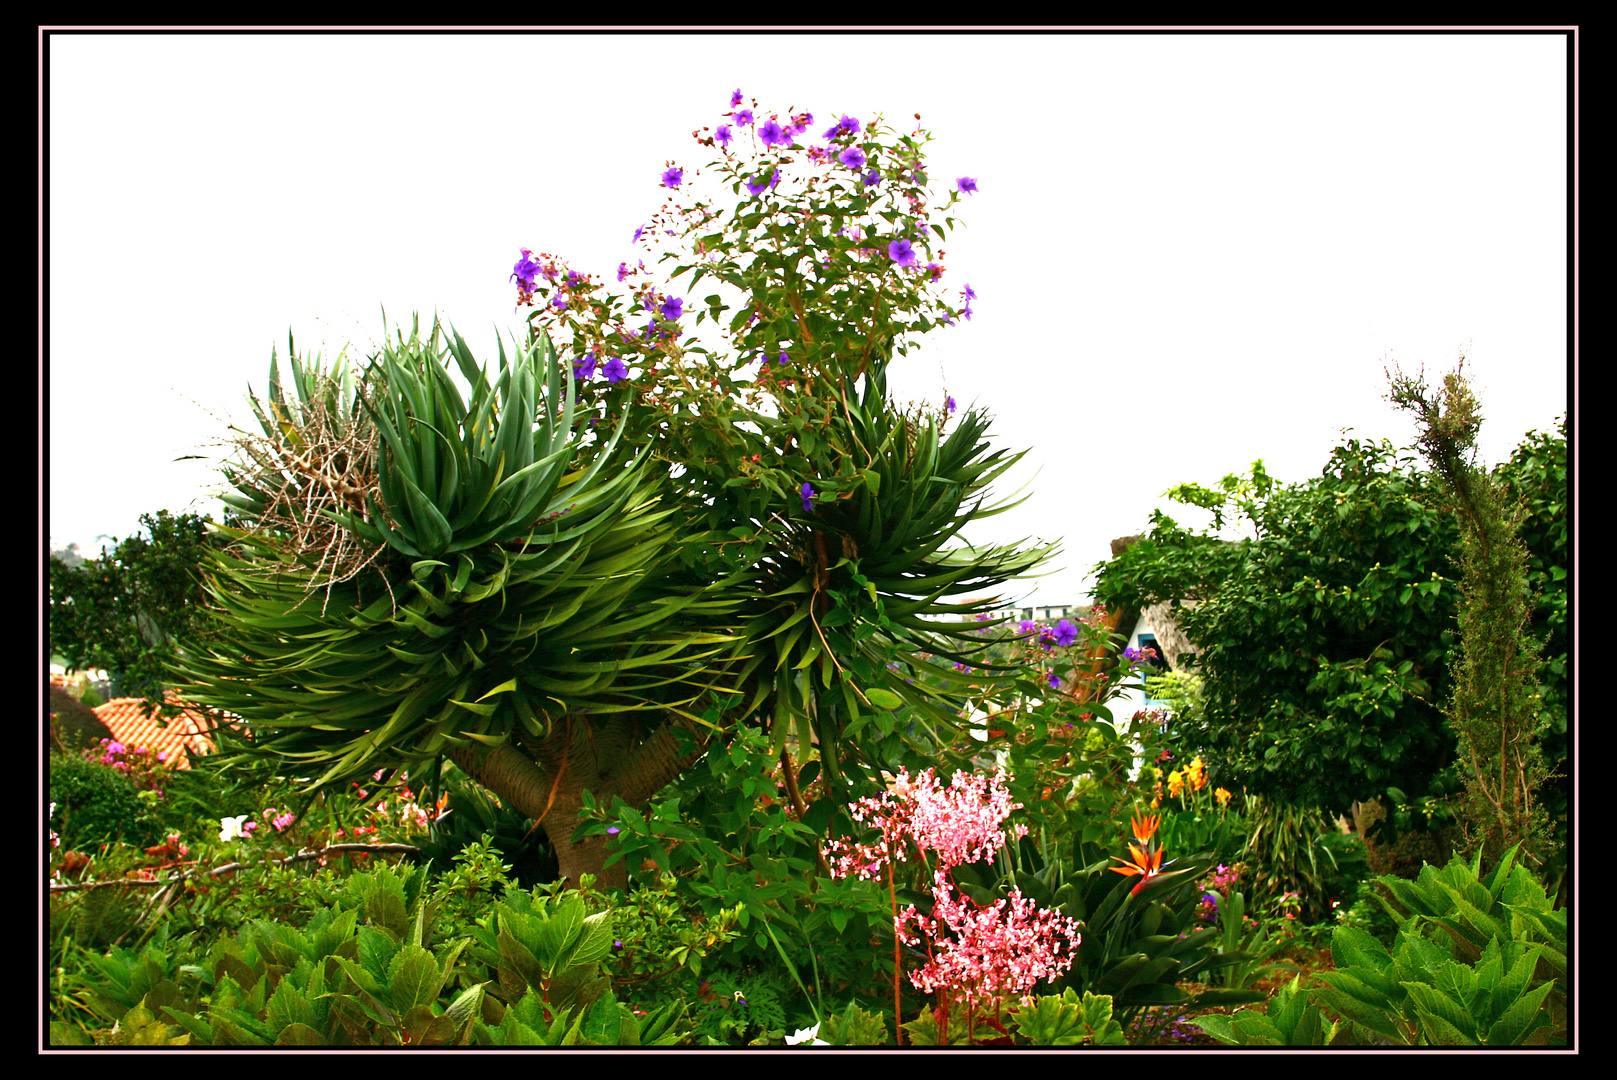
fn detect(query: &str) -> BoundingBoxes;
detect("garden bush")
[49,751,165,852]
[1194,844,1565,1046]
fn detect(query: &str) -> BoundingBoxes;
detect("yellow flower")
[1188,756,1208,792]
[1215,786,1231,808]
[1167,769,1185,799]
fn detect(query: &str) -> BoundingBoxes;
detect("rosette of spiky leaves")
[176,321,731,792]
[735,370,1055,785]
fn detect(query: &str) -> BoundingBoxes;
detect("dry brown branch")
[48,843,423,893]
[220,369,396,612]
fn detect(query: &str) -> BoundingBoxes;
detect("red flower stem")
[890,858,903,1046]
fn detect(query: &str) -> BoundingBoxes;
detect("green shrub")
[1239,795,1342,923]
[56,860,693,1047]
[50,751,164,852]
[1193,844,1565,1047]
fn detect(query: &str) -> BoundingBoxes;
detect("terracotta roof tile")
[90,694,224,770]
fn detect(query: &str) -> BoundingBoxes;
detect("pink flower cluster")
[85,737,171,793]
[824,768,1079,1012]
[898,886,1082,1009]
[823,767,1027,882]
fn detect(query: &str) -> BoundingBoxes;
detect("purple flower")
[1018,620,1037,636]
[837,114,861,136]
[715,124,733,148]
[1054,619,1078,648]
[957,176,979,194]
[603,356,629,383]
[606,826,621,835]
[1049,673,1062,690]
[888,239,917,267]
[801,482,815,513]
[745,169,779,196]
[945,395,957,415]
[758,117,789,147]
[574,353,598,381]
[660,295,684,321]
[926,261,944,281]
[822,120,844,140]
[730,88,744,107]
[510,249,541,290]
[617,261,631,283]
[633,225,645,243]
[551,295,568,311]
[962,305,973,321]
[964,283,976,301]
[789,112,813,134]
[735,108,754,126]
[838,146,867,171]
[662,166,684,188]
[862,168,881,188]
[1124,646,1141,661]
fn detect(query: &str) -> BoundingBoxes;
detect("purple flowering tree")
[181,92,1048,892]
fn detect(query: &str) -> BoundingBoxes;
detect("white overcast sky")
[44,31,1573,606]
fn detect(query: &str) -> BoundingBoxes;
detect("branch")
[48,843,422,893]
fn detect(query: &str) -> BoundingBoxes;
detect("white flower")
[784,1023,828,1046]
[219,815,251,842]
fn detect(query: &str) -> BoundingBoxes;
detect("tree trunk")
[448,713,712,891]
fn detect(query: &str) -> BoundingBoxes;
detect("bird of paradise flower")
[1110,813,1169,895]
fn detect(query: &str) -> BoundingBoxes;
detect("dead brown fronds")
[220,365,395,612]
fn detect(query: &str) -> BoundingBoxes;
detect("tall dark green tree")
[1389,363,1560,872]
[48,509,219,711]
[1092,423,1566,822]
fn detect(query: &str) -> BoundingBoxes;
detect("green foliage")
[814,999,894,1045]
[1202,886,1300,990]
[899,988,1127,1047]
[1193,973,1350,1046]
[49,751,165,852]
[724,370,1055,788]
[1238,795,1343,922]
[406,764,558,890]
[573,719,899,1006]
[1195,844,1564,1046]
[690,972,790,1045]
[53,859,695,1047]
[1333,886,1404,949]
[1092,424,1567,820]
[180,320,726,794]
[1390,366,1559,870]
[48,509,220,707]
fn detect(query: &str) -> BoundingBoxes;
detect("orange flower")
[1110,841,1165,894]
[1214,786,1232,808]
[1130,813,1160,846]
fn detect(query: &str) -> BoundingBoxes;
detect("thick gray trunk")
[448,713,711,891]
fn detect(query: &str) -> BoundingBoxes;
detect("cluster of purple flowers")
[510,88,983,432]
[1034,619,1079,651]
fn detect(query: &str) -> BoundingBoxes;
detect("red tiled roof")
[90,694,223,770]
